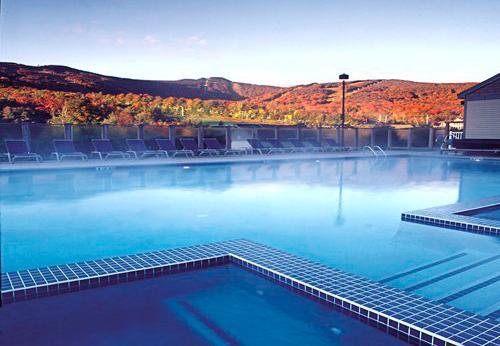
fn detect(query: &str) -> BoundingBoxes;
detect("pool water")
[0,266,404,345]
[1,156,499,319]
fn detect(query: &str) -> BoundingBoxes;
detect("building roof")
[458,72,500,99]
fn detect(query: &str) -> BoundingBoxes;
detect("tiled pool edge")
[1,242,231,304]
[402,196,500,237]
[2,240,499,346]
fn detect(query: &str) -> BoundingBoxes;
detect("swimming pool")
[1,156,499,342]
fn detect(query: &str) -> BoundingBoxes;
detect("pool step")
[405,254,500,291]
[437,275,500,304]
[171,300,239,345]
[379,252,467,283]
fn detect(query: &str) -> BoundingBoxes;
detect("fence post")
[168,125,176,142]
[197,126,204,149]
[370,128,375,147]
[297,125,301,140]
[355,128,360,148]
[64,124,73,140]
[225,126,232,150]
[336,127,341,145]
[387,127,392,149]
[252,127,257,139]
[317,126,323,143]
[21,122,31,151]
[102,124,109,139]
[137,124,145,139]
[428,127,434,148]
[407,128,413,149]
[274,126,279,140]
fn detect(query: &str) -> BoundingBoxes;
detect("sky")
[1,0,499,86]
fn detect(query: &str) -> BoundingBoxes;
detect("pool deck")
[2,240,499,346]
[1,149,499,173]
[0,150,406,172]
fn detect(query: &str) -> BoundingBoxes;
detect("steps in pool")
[2,239,499,346]
[405,254,500,291]
[379,252,468,283]
[437,275,500,304]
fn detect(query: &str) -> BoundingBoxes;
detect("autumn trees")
[0,79,471,127]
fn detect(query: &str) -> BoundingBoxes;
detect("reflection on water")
[3,157,495,205]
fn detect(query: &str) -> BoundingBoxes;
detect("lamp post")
[339,73,349,146]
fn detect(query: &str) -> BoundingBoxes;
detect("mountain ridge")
[0,62,282,100]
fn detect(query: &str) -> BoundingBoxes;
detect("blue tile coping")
[402,196,500,237]
[2,239,499,346]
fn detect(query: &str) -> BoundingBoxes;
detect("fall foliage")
[0,63,474,126]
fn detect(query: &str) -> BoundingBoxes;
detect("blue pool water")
[0,266,403,345]
[1,156,499,320]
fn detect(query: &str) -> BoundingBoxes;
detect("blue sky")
[1,0,499,86]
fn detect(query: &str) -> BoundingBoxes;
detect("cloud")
[185,35,208,46]
[115,36,125,46]
[143,34,160,45]
[97,34,126,47]
[71,23,86,34]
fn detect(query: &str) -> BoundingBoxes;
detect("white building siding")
[465,99,500,139]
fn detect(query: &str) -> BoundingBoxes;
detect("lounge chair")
[91,139,130,160]
[179,138,218,156]
[263,139,287,153]
[301,139,325,152]
[246,139,265,154]
[203,138,242,156]
[322,138,345,152]
[155,139,194,157]
[5,139,42,163]
[126,139,160,159]
[281,139,311,153]
[246,138,283,154]
[52,140,88,161]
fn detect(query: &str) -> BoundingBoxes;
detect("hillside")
[0,62,281,101]
[0,62,475,126]
[248,79,474,125]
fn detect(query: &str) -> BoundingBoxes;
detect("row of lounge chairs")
[2,137,348,163]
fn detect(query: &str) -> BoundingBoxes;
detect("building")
[458,73,500,139]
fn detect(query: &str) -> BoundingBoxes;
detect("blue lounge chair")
[126,139,160,159]
[246,138,282,154]
[322,138,345,152]
[300,139,325,152]
[91,139,130,160]
[263,139,287,153]
[280,139,307,153]
[246,139,264,154]
[52,140,88,161]
[5,139,42,163]
[179,138,218,156]
[203,138,242,156]
[155,139,194,157]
